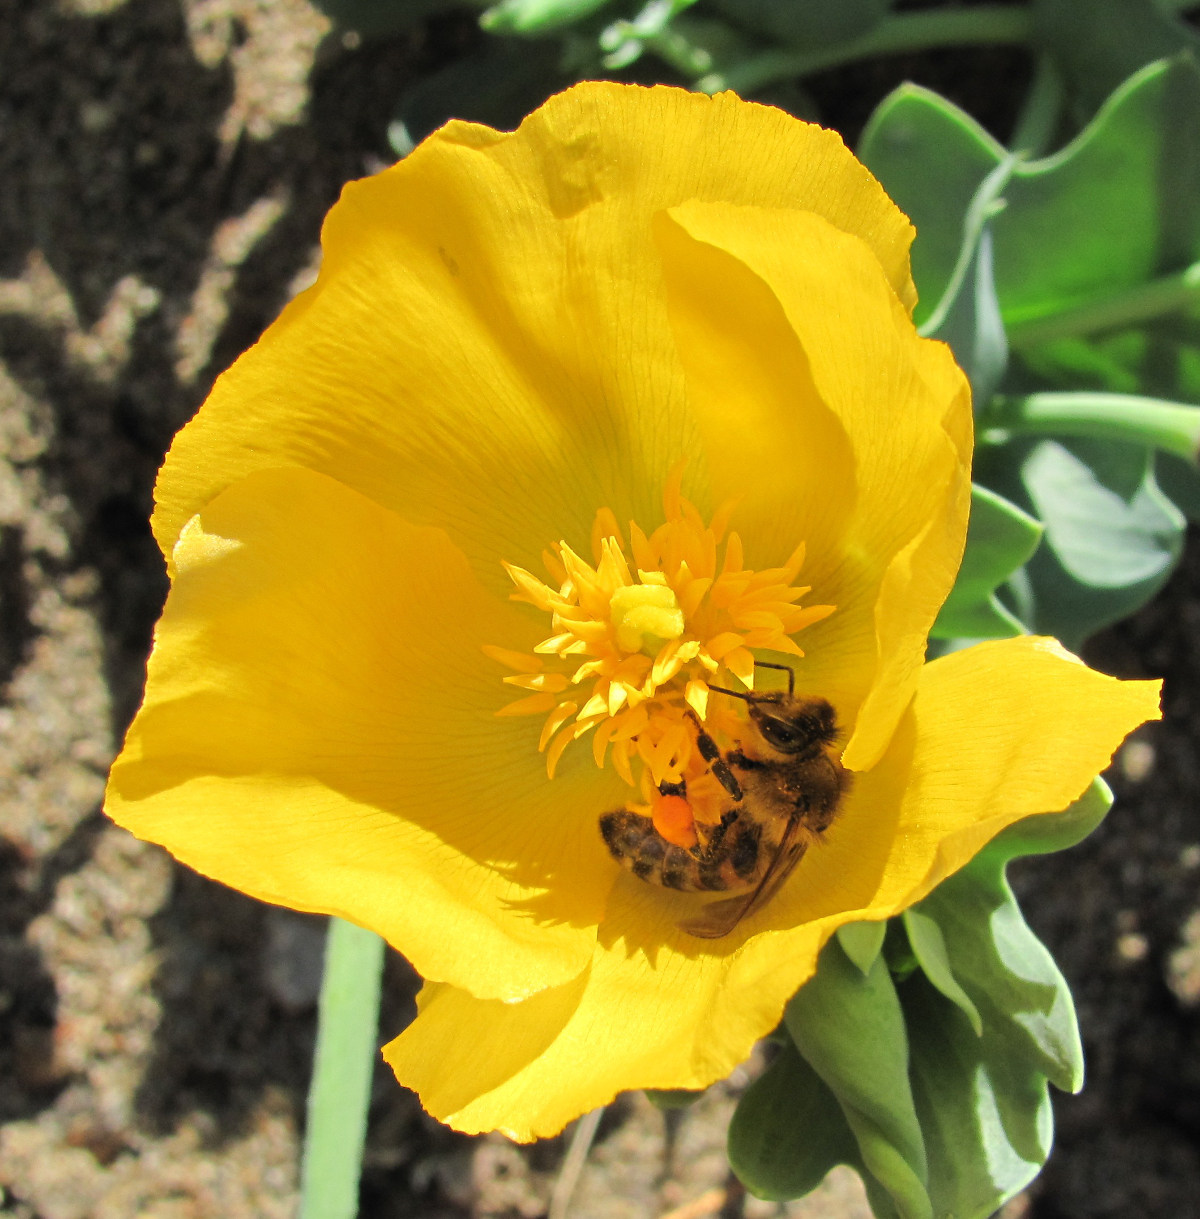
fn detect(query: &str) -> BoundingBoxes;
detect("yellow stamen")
[488,473,835,784]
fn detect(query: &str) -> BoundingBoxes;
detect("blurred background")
[1,0,1198,1215]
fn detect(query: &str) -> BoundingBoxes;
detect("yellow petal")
[384,635,1159,1136]
[384,879,808,1141]
[107,467,631,1002]
[655,201,970,765]
[761,635,1162,935]
[152,84,915,602]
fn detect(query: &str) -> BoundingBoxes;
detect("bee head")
[707,675,839,757]
[747,695,837,755]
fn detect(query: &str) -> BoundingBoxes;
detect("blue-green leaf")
[895,781,1114,1218]
[1157,451,1200,523]
[858,85,1005,326]
[727,1041,860,1201]
[836,919,889,975]
[902,907,983,1036]
[862,57,1200,334]
[997,57,1200,326]
[921,208,1010,404]
[786,942,932,1219]
[609,12,753,79]
[977,776,1113,865]
[904,974,1054,1219]
[912,865,1082,1100]
[389,37,568,154]
[1002,437,1184,646]
[1032,0,1200,117]
[710,0,891,49]
[481,0,611,34]
[931,484,1043,640]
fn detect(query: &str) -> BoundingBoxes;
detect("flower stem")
[300,918,386,1219]
[695,6,1032,94]
[1007,262,1200,349]
[548,1107,605,1219]
[981,392,1200,462]
[1009,52,1064,155]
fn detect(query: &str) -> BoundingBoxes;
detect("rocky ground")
[1,1,1197,1216]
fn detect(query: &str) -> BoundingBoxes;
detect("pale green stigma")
[609,581,686,655]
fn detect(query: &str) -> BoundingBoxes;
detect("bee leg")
[684,711,744,801]
[694,808,739,864]
[726,748,764,771]
[657,779,687,798]
[710,758,743,800]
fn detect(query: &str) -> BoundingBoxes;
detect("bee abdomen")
[599,809,730,892]
[696,821,762,890]
[729,821,762,879]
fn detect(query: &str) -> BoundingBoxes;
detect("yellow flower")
[104,82,1161,1141]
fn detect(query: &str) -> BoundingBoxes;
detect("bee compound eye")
[760,717,800,750]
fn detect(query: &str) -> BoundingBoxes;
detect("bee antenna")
[754,660,795,695]
[707,683,754,703]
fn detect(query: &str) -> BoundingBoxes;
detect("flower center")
[609,582,685,655]
[486,466,835,800]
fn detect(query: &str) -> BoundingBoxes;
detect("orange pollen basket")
[651,793,698,849]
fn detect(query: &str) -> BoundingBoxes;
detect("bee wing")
[680,815,810,940]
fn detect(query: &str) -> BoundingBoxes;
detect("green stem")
[696,6,1032,94]
[1009,52,1064,156]
[981,392,1200,462]
[300,918,386,1219]
[1007,262,1200,348]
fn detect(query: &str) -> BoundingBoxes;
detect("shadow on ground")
[0,1,1197,1215]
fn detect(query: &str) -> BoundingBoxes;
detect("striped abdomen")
[599,807,771,893]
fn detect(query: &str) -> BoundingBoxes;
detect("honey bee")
[599,663,850,939]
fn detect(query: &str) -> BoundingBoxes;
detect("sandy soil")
[1,1,1197,1216]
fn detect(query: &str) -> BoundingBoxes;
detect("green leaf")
[932,484,1043,640]
[786,942,932,1219]
[710,0,892,49]
[996,56,1200,326]
[862,57,1200,337]
[999,57,1200,533]
[902,907,984,1036]
[389,37,570,154]
[1010,52,1067,157]
[481,0,611,34]
[920,193,1011,403]
[858,85,1005,326]
[740,787,1112,1212]
[1157,451,1200,523]
[979,775,1113,864]
[1032,0,1200,118]
[894,781,1114,1218]
[837,919,888,974]
[1016,303,1200,411]
[904,974,1055,1219]
[989,436,1185,647]
[727,1041,860,1201]
[615,13,756,80]
[913,867,1081,1100]
[910,145,1015,404]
